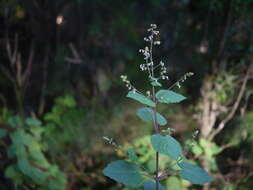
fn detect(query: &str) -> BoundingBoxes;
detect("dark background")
[0,0,253,189]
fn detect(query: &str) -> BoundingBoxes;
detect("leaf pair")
[127,89,186,107]
[151,134,213,185]
[136,107,167,126]
[103,160,166,189]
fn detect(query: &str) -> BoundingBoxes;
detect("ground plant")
[103,24,214,190]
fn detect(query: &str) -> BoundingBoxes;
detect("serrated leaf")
[127,148,138,162]
[143,180,165,190]
[103,160,144,187]
[136,107,167,126]
[178,161,213,185]
[156,90,186,103]
[127,91,155,107]
[151,81,162,87]
[151,134,182,160]
[0,128,7,139]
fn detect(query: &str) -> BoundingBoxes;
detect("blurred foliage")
[0,116,66,190]
[0,0,253,189]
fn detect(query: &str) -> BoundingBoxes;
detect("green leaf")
[136,107,167,126]
[127,91,155,107]
[5,165,23,185]
[103,160,144,187]
[127,148,138,162]
[143,180,165,190]
[17,159,31,175]
[11,130,33,146]
[178,161,213,185]
[156,90,186,103]
[151,134,182,160]
[56,94,76,108]
[0,128,7,139]
[18,159,47,184]
[190,141,203,156]
[25,118,42,127]
[7,116,22,128]
[166,176,182,190]
[199,138,221,156]
[151,81,162,87]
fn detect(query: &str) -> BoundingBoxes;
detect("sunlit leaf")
[103,160,144,187]
[178,161,213,185]
[156,90,186,103]
[56,94,76,108]
[151,134,182,160]
[166,176,182,190]
[143,180,165,190]
[127,91,155,107]
[191,141,203,156]
[136,107,167,126]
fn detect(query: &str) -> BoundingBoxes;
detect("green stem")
[156,152,159,190]
[150,33,160,190]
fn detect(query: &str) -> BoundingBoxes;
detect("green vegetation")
[0,0,253,189]
[103,25,212,189]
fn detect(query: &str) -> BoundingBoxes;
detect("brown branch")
[240,90,253,116]
[65,43,82,64]
[217,0,233,59]
[214,0,234,71]
[38,47,49,115]
[0,65,15,83]
[209,63,253,140]
[23,42,34,85]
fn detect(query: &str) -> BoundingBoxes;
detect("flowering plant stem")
[150,37,160,190]
[103,24,213,190]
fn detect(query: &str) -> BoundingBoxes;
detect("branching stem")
[150,35,160,190]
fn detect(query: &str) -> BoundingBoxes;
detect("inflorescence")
[120,24,194,94]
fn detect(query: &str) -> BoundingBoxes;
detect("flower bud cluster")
[103,136,122,150]
[120,75,138,93]
[120,75,133,90]
[139,46,150,60]
[176,72,194,88]
[140,61,153,71]
[160,61,169,80]
[144,24,160,45]
[146,90,151,97]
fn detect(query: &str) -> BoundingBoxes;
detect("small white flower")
[154,41,161,45]
[177,82,181,88]
[153,30,159,35]
[150,24,157,29]
[144,37,150,41]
